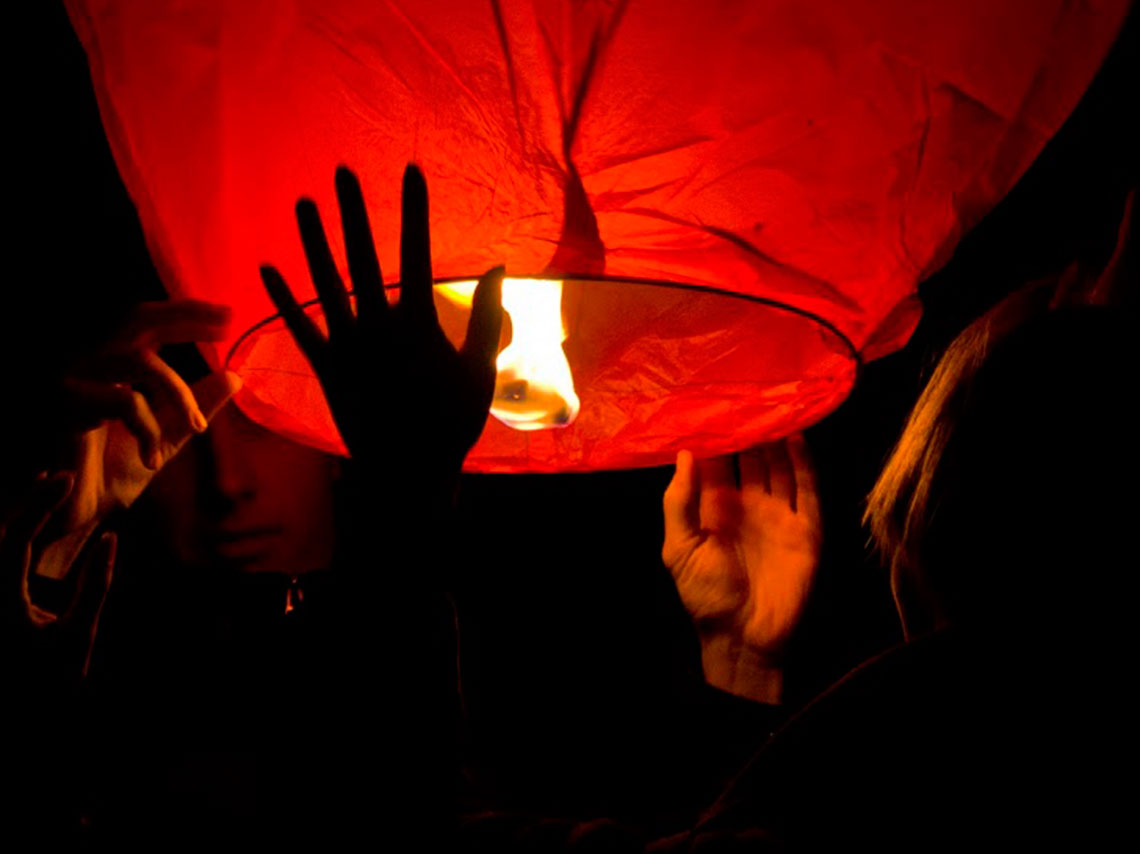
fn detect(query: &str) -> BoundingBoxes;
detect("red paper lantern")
[65,0,1126,471]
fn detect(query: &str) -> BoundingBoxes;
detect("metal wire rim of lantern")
[226,275,861,373]
[224,275,862,471]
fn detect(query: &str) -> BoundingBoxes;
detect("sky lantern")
[65,0,1126,472]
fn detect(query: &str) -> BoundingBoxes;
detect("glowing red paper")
[66,0,1125,471]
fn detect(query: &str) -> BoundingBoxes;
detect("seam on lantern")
[617,207,863,314]
[692,224,863,315]
[896,72,935,280]
[380,0,486,109]
[488,0,527,148]
[932,79,1008,125]
[561,0,631,160]
[585,136,718,176]
[871,45,1012,125]
[323,27,415,96]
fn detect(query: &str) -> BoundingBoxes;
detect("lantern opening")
[438,278,581,432]
[226,276,859,472]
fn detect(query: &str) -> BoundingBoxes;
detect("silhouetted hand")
[36,301,241,579]
[662,436,821,703]
[259,168,500,831]
[260,165,504,492]
[1,473,115,685]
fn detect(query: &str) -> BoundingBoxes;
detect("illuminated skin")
[5,298,238,687]
[146,403,338,576]
[32,302,238,580]
[662,436,821,704]
[1,474,116,681]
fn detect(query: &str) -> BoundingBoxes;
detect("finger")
[697,455,738,532]
[766,441,796,510]
[156,371,244,462]
[461,265,506,372]
[134,349,209,434]
[663,450,700,540]
[122,388,164,471]
[127,300,232,346]
[67,531,116,679]
[399,163,436,323]
[738,446,770,504]
[261,265,327,364]
[62,381,163,470]
[296,198,354,341]
[335,165,388,324]
[785,433,819,519]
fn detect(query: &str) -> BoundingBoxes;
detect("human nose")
[204,411,257,504]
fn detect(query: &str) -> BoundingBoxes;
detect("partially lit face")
[147,403,339,575]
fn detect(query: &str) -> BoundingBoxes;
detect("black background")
[7,0,1136,830]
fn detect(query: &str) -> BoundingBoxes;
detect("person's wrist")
[341,453,462,550]
[698,631,784,705]
[356,454,458,500]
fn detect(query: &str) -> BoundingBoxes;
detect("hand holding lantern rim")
[260,165,505,492]
[662,435,821,704]
[31,301,240,581]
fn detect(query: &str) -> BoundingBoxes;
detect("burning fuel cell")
[437,278,580,432]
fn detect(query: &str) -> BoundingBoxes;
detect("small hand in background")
[662,435,821,704]
[260,165,504,495]
[1,473,115,685]
[37,300,240,579]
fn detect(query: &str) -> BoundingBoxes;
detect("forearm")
[345,450,460,527]
[331,456,465,832]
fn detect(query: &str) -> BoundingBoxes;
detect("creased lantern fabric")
[65,0,1126,471]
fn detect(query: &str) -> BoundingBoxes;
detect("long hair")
[865,284,1136,634]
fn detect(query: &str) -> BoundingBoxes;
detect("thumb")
[160,370,243,461]
[462,265,506,374]
[663,450,699,544]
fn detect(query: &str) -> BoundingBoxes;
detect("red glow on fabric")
[65,0,1125,471]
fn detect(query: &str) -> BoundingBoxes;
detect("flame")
[437,278,580,431]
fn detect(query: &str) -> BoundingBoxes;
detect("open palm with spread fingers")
[663,435,821,700]
[260,165,504,487]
